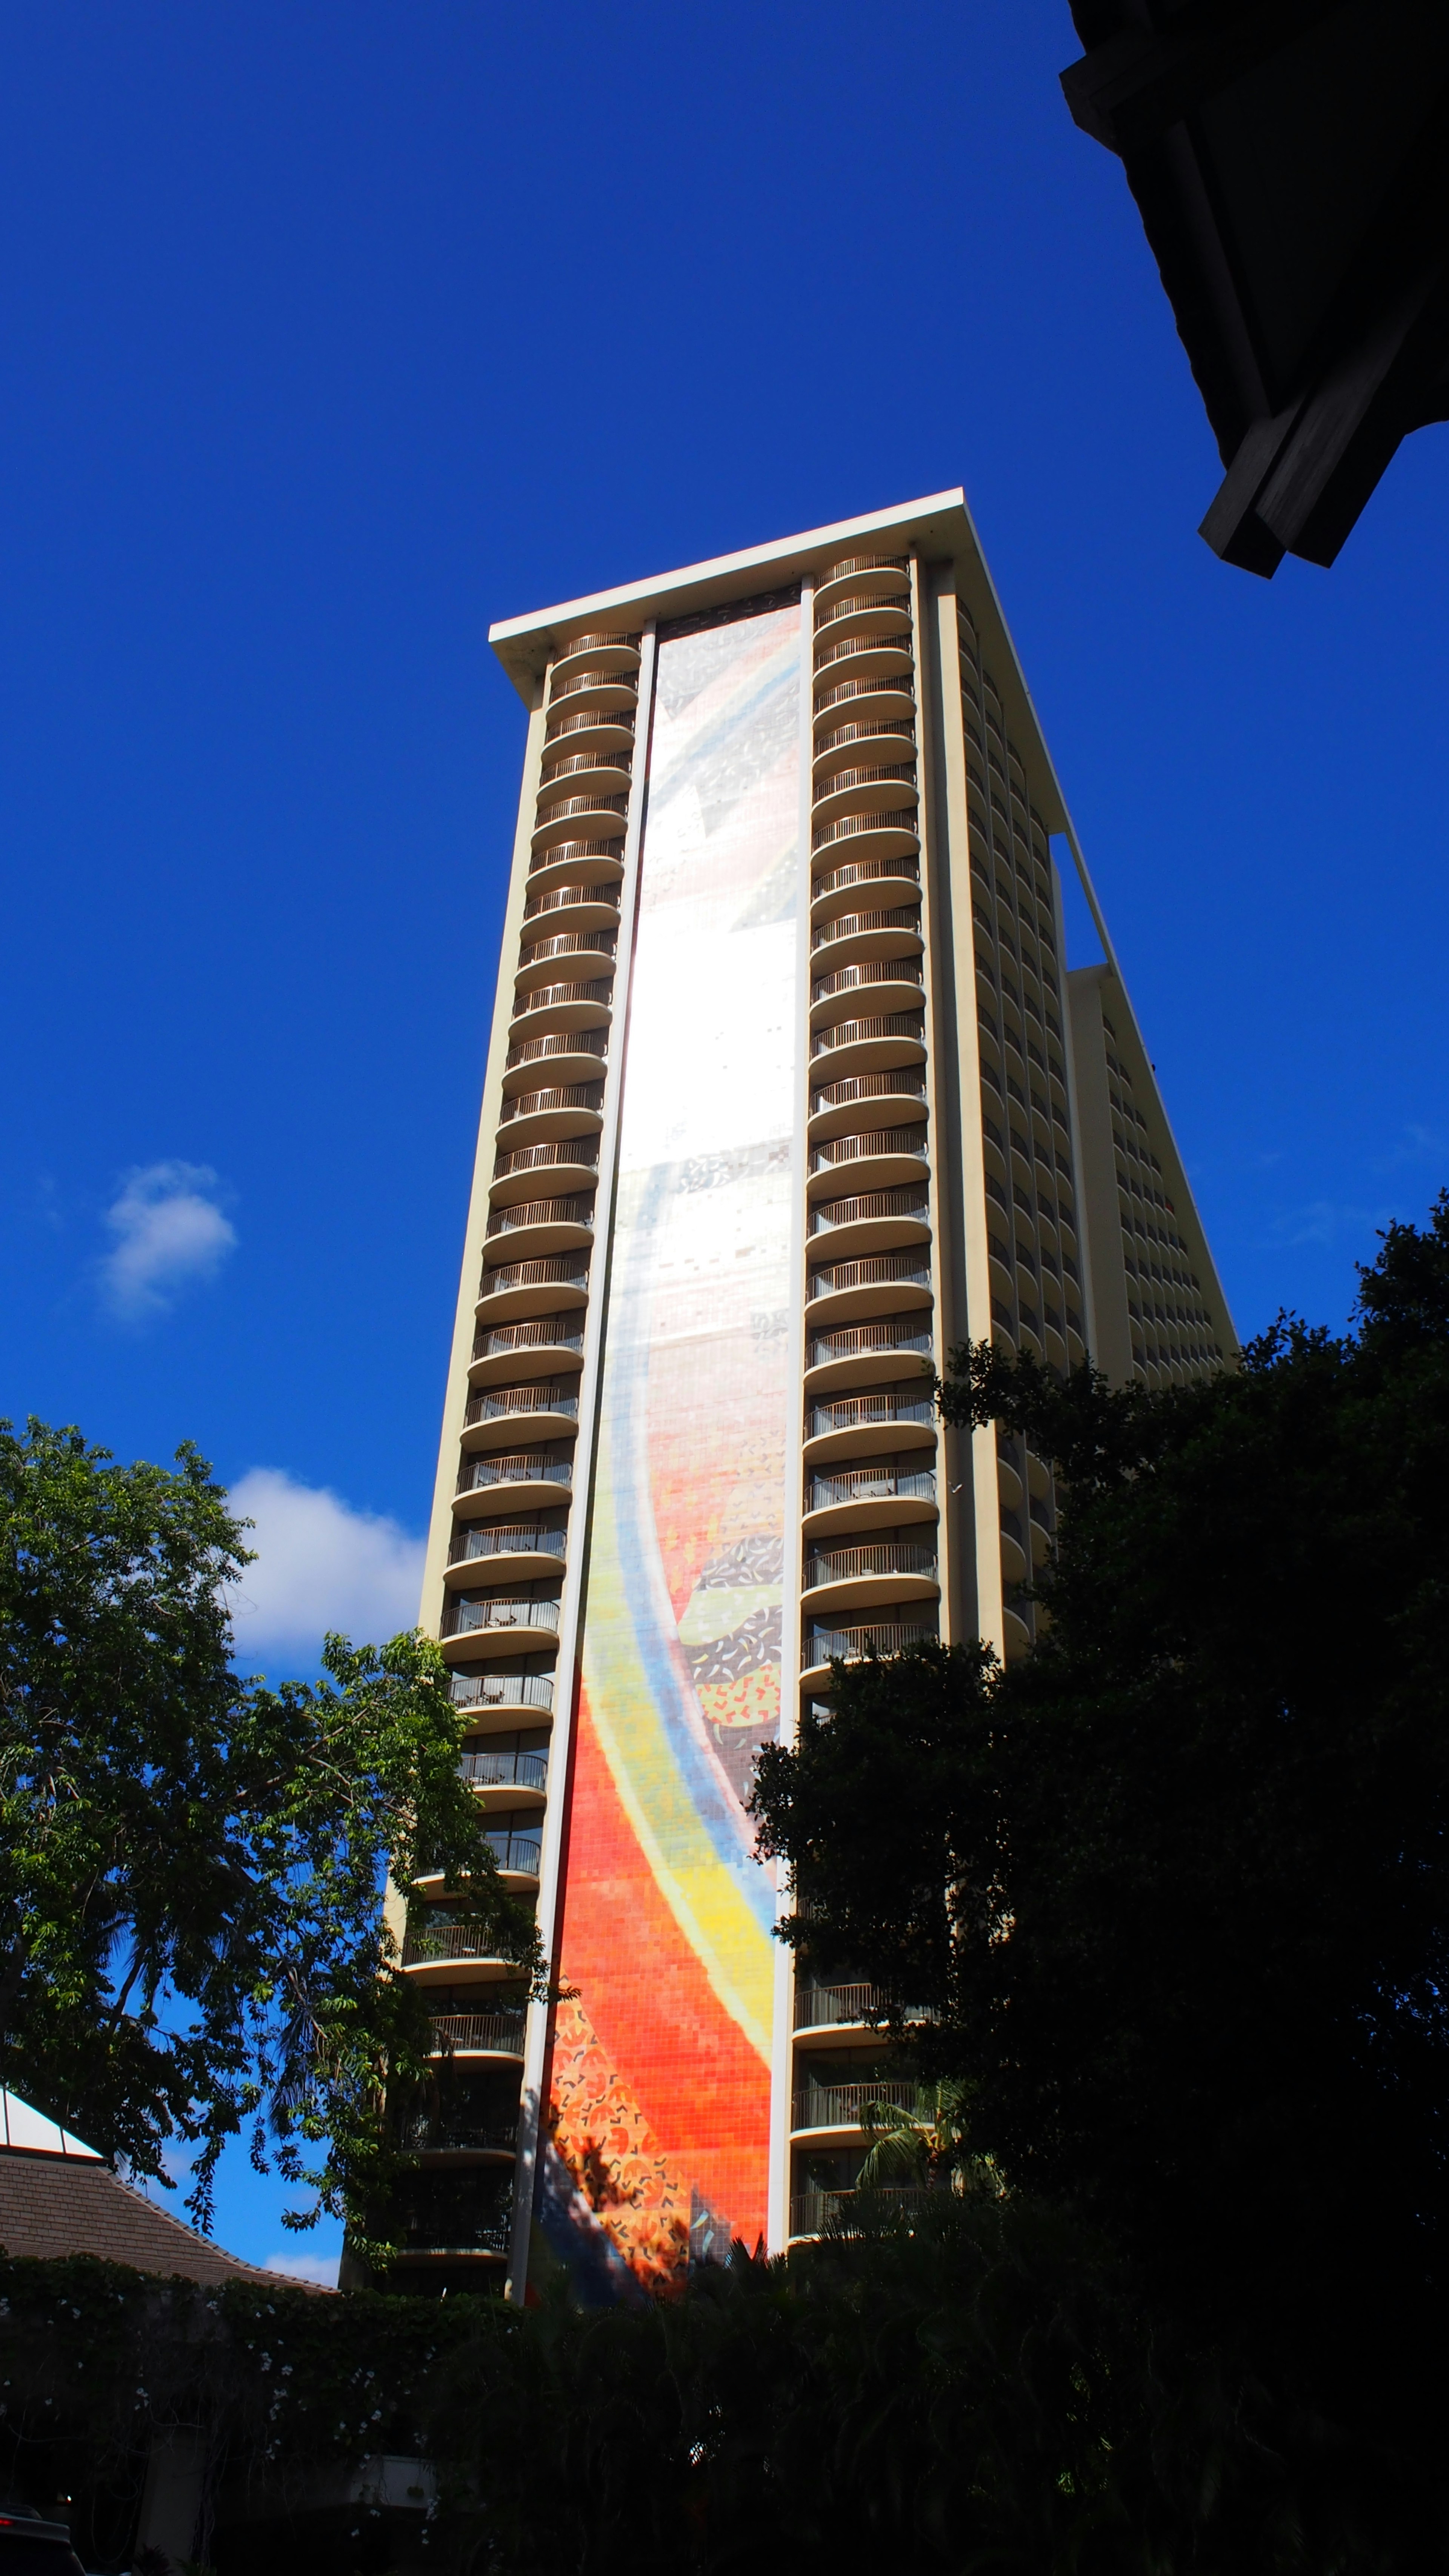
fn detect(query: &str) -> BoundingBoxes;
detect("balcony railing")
[812,766,917,800]
[429,2009,527,2053]
[473,1320,584,1360]
[815,719,916,757]
[813,859,921,907]
[555,629,640,658]
[539,751,631,789]
[534,794,629,829]
[399,2215,513,2257]
[492,1144,599,1184]
[811,1014,923,1058]
[804,1620,937,1666]
[808,1392,934,1436]
[812,809,920,852]
[789,2185,928,2238]
[808,1252,931,1299]
[460,1454,572,1494]
[504,1028,608,1071]
[518,932,618,972]
[816,591,910,629]
[443,1597,561,1638]
[449,1527,566,1567]
[815,637,914,672]
[523,883,621,929]
[465,1386,579,1426]
[795,1981,915,2030]
[809,1129,927,1173]
[815,675,916,716]
[498,1079,604,1120]
[549,668,639,706]
[511,980,614,1019]
[397,2113,519,2154]
[483,1826,543,1875]
[545,704,636,745]
[809,1320,932,1365]
[460,1745,548,1790]
[812,1072,926,1114]
[812,960,924,1004]
[526,836,625,874]
[811,907,920,950]
[806,1541,938,1587]
[485,1198,594,1240]
[808,1464,936,1509]
[479,1254,590,1299]
[792,2079,922,2129]
[450,1672,555,1712]
[810,1187,929,1235]
[405,1922,520,1965]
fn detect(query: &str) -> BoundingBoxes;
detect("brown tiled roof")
[0,2147,329,2290]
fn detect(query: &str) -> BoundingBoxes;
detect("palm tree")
[854,2077,1003,2200]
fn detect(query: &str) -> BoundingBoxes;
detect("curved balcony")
[530,794,629,855]
[801,1618,938,1682]
[522,882,621,932]
[456,1464,572,1523]
[544,702,636,752]
[469,1319,584,1390]
[999,1512,1028,1586]
[806,1250,932,1324]
[440,1596,561,1663]
[811,764,918,830]
[809,1012,925,1080]
[811,963,924,1034]
[791,2078,921,2138]
[460,1744,549,1794]
[808,1183,929,1263]
[813,634,914,686]
[804,1387,936,1465]
[503,1029,610,1090]
[802,1539,939,1617]
[811,808,920,867]
[450,1669,555,1715]
[427,2007,528,2058]
[476,1253,589,1324]
[405,1916,529,1976]
[807,1132,929,1207]
[508,980,612,1041]
[548,665,638,712]
[397,2111,519,2161]
[812,855,921,925]
[443,1526,567,1589]
[496,1084,604,1152]
[461,1381,580,1450]
[803,1458,937,1541]
[537,750,633,804]
[814,672,915,727]
[515,929,617,992]
[805,1314,933,1398]
[813,718,916,782]
[788,2184,927,2242]
[813,554,909,614]
[809,1070,925,1144]
[483,1195,594,1259]
[550,630,641,683]
[526,840,626,897]
[809,909,921,976]
[489,1139,600,1208]
[816,591,911,637]
[794,1980,929,2033]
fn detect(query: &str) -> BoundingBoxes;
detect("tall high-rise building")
[389,492,1233,2300]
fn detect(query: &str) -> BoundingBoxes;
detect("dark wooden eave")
[1061,0,1449,575]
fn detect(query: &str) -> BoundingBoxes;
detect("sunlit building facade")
[389,493,1233,2298]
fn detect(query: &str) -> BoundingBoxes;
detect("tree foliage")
[0,1419,539,2237]
[750,1194,1449,2534]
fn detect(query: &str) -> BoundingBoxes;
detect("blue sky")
[3,3,1446,2272]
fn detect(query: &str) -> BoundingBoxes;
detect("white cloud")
[263,2247,340,2287]
[101,1160,236,1318]
[226,1468,425,1663]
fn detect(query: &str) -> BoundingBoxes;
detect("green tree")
[750,1194,1449,2531]
[0,1418,539,2238]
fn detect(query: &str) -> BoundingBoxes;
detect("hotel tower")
[388,492,1234,2299]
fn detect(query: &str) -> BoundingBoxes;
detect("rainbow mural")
[539,597,803,2292]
